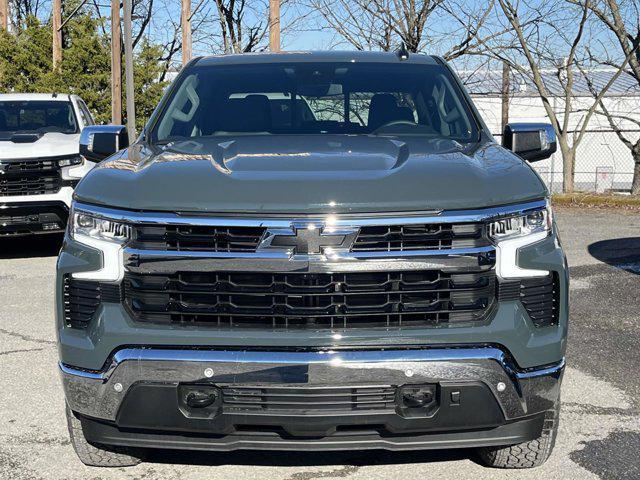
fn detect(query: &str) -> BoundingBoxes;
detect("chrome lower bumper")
[60,346,563,423]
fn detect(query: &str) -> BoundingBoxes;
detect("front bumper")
[0,201,69,235]
[1,186,74,235]
[61,346,563,451]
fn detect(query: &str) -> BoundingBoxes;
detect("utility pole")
[269,0,280,52]
[123,0,136,141]
[181,0,191,66]
[0,0,8,31]
[500,61,510,132]
[111,0,122,125]
[52,0,62,69]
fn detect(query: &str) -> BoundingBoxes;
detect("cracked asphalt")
[1,207,639,480]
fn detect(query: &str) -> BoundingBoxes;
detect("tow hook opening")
[186,390,218,408]
[397,384,439,417]
[178,384,222,418]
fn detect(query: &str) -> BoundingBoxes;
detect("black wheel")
[477,400,560,469]
[65,405,143,467]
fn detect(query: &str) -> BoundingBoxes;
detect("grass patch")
[551,193,640,210]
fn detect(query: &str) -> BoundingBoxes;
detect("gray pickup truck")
[57,51,567,469]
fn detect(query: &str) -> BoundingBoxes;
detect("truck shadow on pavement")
[143,448,476,468]
[570,430,640,480]
[588,237,640,275]
[0,234,63,259]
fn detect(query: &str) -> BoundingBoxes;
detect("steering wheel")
[373,120,416,132]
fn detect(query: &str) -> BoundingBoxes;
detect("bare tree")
[488,0,632,193]
[187,0,301,55]
[91,0,196,78]
[575,0,640,193]
[11,0,44,29]
[309,0,397,51]
[212,0,268,53]
[132,0,154,48]
[310,0,495,58]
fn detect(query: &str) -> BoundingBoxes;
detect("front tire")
[477,400,560,468]
[65,405,143,467]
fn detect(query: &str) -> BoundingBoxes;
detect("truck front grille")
[221,385,397,413]
[123,269,496,329]
[0,158,62,196]
[131,225,266,252]
[130,222,488,253]
[352,223,488,251]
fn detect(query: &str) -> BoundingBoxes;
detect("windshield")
[151,62,479,143]
[0,100,79,139]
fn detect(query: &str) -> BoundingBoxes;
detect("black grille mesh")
[352,223,488,251]
[222,385,397,413]
[0,159,62,196]
[123,269,496,329]
[131,225,266,252]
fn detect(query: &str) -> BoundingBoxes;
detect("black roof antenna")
[396,43,409,61]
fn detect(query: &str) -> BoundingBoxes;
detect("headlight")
[492,202,553,279]
[71,211,132,244]
[70,209,131,282]
[58,155,84,168]
[489,205,552,243]
[61,155,93,180]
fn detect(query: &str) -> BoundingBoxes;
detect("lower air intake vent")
[498,273,560,327]
[222,385,397,413]
[63,276,121,329]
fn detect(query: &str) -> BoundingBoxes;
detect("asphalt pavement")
[0,207,639,480]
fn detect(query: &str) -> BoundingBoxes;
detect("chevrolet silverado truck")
[0,93,96,235]
[57,51,567,469]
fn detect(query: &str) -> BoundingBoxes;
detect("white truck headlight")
[491,202,552,279]
[60,155,95,180]
[58,155,84,168]
[70,209,132,282]
[489,205,551,242]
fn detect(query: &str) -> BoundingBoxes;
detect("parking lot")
[0,207,639,480]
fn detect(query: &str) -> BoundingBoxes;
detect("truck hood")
[0,132,80,159]
[74,135,547,214]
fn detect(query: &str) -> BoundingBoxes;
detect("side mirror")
[79,125,129,162]
[502,123,557,162]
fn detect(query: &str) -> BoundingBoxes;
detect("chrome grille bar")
[124,246,496,274]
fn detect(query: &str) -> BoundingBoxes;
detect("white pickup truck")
[0,93,96,235]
